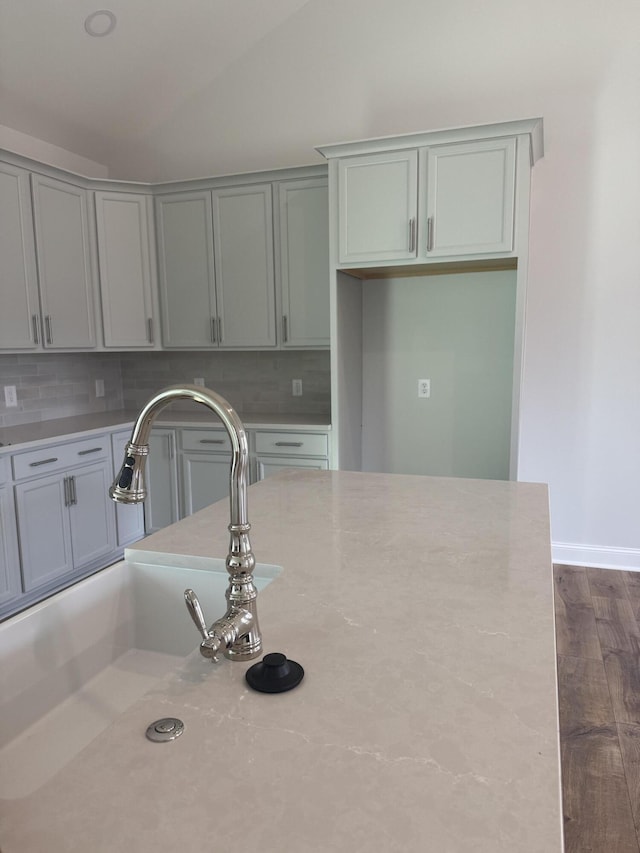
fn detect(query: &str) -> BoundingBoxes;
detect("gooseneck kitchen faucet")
[109,384,262,662]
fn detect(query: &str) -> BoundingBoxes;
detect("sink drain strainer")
[145,717,184,743]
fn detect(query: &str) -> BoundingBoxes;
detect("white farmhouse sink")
[0,551,280,798]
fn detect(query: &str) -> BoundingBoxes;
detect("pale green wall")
[361,270,517,480]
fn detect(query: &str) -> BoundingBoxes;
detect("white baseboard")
[552,542,640,572]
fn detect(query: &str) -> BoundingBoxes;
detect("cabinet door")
[15,473,73,592]
[145,429,179,534]
[212,184,276,348]
[0,164,41,350]
[31,175,96,348]
[95,192,155,347]
[278,179,330,348]
[337,151,418,264]
[423,139,516,257]
[181,451,230,516]
[155,192,217,348]
[0,484,22,606]
[111,430,145,546]
[68,461,116,570]
[256,455,329,481]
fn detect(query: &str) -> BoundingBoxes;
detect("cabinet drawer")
[12,434,109,480]
[180,428,231,453]
[254,431,328,458]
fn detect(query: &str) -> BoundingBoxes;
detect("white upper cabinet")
[94,191,156,348]
[318,120,543,270]
[155,191,217,348]
[422,139,516,257]
[31,174,97,348]
[337,151,418,264]
[212,183,276,348]
[156,184,277,349]
[278,178,330,347]
[0,163,40,350]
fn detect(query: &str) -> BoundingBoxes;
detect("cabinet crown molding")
[316,117,544,166]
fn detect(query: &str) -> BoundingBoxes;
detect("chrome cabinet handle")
[282,315,288,343]
[29,457,58,467]
[217,316,223,344]
[78,447,102,456]
[274,441,303,447]
[211,316,217,344]
[32,314,40,344]
[409,218,416,252]
[199,438,225,445]
[427,217,434,252]
[69,475,77,506]
[147,317,154,344]
[63,476,70,507]
[44,315,53,344]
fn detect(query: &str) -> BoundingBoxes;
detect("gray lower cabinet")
[181,452,230,515]
[0,480,21,607]
[256,455,329,480]
[144,428,180,534]
[254,430,330,480]
[14,457,116,594]
[179,428,232,516]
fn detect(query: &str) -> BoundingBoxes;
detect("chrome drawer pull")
[274,441,303,447]
[78,447,103,456]
[199,439,225,445]
[29,457,58,467]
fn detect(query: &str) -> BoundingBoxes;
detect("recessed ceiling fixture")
[84,9,117,37]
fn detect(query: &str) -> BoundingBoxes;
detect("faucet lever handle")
[185,588,221,661]
[184,588,212,641]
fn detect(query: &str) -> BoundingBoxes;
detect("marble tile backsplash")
[0,350,331,428]
[0,353,124,428]
[120,350,331,416]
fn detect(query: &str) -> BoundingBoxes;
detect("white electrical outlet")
[292,379,303,397]
[194,377,205,387]
[418,379,431,398]
[4,385,17,407]
[95,379,105,398]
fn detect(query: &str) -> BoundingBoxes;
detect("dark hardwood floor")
[555,564,640,852]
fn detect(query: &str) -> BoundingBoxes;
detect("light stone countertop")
[0,409,332,453]
[0,470,562,852]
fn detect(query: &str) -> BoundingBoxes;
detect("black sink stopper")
[245,652,304,693]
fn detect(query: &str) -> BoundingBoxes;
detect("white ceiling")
[0,0,312,169]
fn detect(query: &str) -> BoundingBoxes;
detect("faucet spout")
[110,384,261,661]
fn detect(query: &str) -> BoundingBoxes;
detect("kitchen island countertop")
[0,469,561,852]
